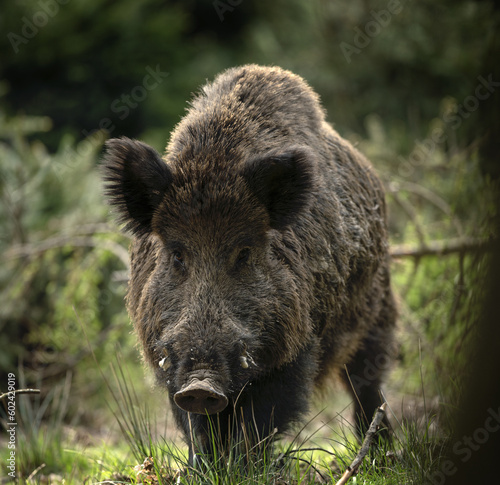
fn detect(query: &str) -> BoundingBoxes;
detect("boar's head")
[102,137,317,418]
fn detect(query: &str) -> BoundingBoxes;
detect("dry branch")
[4,230,492,283]
[335,402,387,485]
[6,235,130,269]
[0,388,40,401]
[390,237,492,259]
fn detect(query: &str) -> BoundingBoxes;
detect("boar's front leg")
[343,334,393,439]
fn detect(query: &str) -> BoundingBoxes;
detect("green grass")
[100,344,460,484]
[0,371,90,483]
[1,354,453,484]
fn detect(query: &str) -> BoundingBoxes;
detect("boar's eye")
[235,248,250,268]
[173,250,184,268]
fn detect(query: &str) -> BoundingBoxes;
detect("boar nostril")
[174,378,228,415]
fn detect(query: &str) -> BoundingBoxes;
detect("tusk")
[239,356,249,369]
[159,357,169,370]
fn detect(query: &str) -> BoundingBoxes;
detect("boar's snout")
[174,378,229,415]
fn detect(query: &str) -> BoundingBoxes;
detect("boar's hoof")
[174,378,228,415]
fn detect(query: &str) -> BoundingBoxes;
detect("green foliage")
[355,127,491,458]
[0,117,133,426]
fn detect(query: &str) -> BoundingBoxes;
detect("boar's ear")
[101,137,173,236]
[241,146,317,229]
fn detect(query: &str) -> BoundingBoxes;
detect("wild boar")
[102,64,396,462]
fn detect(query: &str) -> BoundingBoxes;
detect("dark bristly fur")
[101,64,397,462]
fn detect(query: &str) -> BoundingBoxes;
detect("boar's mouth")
[174,377,229,415]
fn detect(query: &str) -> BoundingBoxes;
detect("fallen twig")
[335,402,387,485]
[0,388,40,401]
